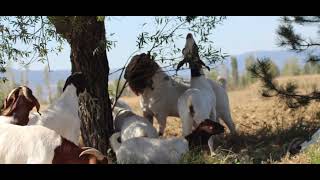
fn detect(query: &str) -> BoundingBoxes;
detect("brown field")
[120,74,320,164]
[33,74,320,163]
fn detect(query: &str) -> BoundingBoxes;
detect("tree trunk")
[49,16,113,153]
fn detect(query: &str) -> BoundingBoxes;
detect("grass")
[120,74,320,164]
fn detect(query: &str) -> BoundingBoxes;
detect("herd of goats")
[0,33,319,164]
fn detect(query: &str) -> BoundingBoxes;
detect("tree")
[269,60,280,77]
[248,16,320,108]
[281,57,301,76]
[277,16,320,62]
[56,79,64,98]
[35,85,43,103]
[303,61,320,74]
[231,56,239,87]
[0,16,226,154]
[47,16,112,153]
[5,61,16,89]
[245,55,257,85]
[43,66,52,104]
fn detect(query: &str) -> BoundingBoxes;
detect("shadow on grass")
[185,117,320,164]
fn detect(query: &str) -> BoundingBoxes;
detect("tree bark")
[49,16,113,153]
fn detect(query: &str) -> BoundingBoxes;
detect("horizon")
[7,16,319,71]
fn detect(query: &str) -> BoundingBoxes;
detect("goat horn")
[79,148,106,161]
[81,147,92,150]
[3,87,21,109]
[21,86,41,115]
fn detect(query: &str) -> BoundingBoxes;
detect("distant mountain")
[5,48,319,96]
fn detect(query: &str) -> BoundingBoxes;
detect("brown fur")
[52,137,108,164]
[185,119,225,148]
[124,53,160,95]
[1,86,41,126]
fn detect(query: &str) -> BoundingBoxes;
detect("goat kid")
[0,123,107,164]
[109,119,224,164]
[112,104,158,142]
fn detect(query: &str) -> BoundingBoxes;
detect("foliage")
[231,56,239,87]
[248,58,320,108]
[248,16,320,109]
[0,16,65,81]
[136,16,228,68]
[282,57,301,76]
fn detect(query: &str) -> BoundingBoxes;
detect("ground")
[34,74,320,163]
[119,74,320,164]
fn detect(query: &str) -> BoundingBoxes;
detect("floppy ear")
[2,87,20,111]
[199,60,210,71]
[1,94,23,116]
[197,119,225,135]
[176,59,188,72]
[21,86,41,115]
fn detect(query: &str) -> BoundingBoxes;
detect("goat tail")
[109,132,121,152]
[217,76,227,89]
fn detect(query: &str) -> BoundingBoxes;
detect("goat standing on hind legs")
[176,33,237,154]
[176,33,237,137]
[124,52,236,137]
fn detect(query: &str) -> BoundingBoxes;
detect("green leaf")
[97,16,105,22]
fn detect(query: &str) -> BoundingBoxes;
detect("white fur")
[0,123,62,164]
[140,66,236,135]
[28,85,81,145]
[110,132,188,164]
[178,89,213,136]
[0,116,15,124]
[300,129,320,151]
[110,96,132,112]
[113,105,158,142]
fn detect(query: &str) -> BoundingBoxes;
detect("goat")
[0,123,107,164]
[109,119,224,164]
[124,53,236,136]
[28,72,89,145]
[177,33,237,136]
[176,33,218,136]
[0,86,40,126]
[112,103,158,142]
[110,96,132,111]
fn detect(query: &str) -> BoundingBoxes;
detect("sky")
[9,16,319,71]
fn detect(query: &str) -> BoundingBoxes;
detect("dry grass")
[120,74,320,164]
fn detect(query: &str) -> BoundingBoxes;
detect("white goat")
[110,96,132,111]
[112,103,158,142]
[109,132,188,164]
[109,119,224,164]
[0,123,106,164]
[28,72,88,145]
[176,33,218,136]
[125,54,236,136]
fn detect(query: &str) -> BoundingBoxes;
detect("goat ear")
[21,86,41,115]
[2,87,20,111]
[199,60,210,71]
[1,95,22,116]
[197,119,225,135]
[176,59,187,72]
